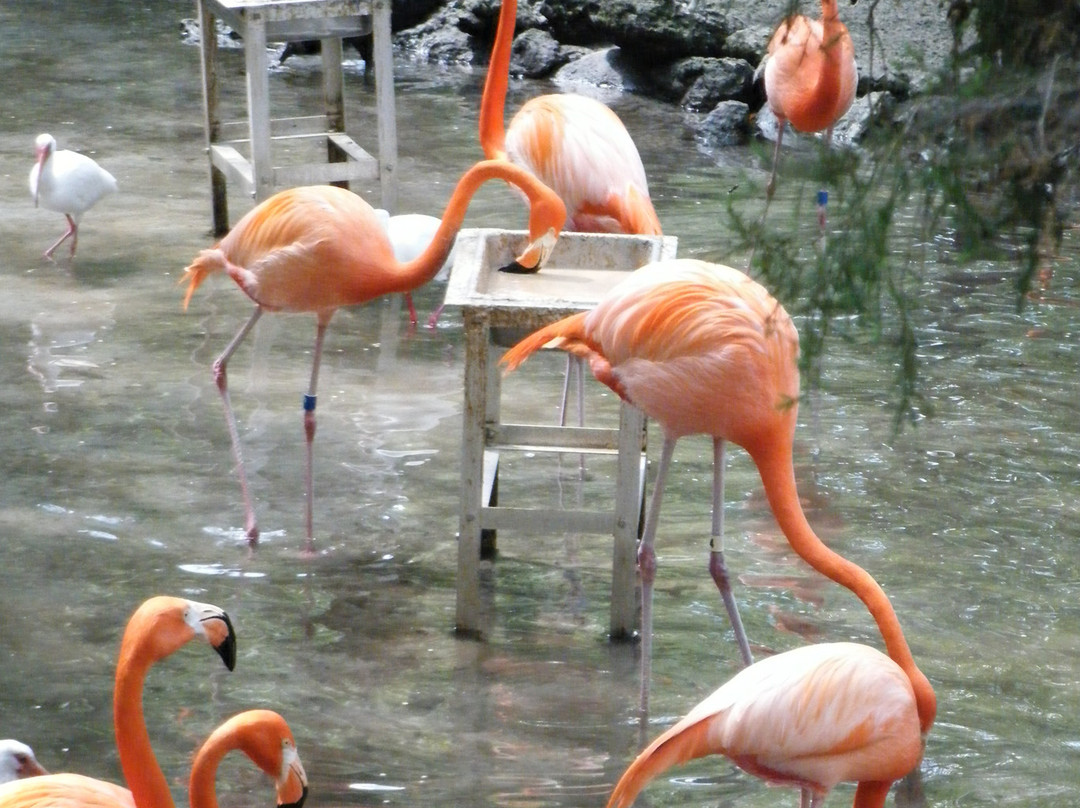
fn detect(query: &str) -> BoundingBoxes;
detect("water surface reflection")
[1,3,1079,808]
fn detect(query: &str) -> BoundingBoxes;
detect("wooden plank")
[272,156,377,187]
[487,423,621,451]
[209,144,255,196]
[371,0,397,211]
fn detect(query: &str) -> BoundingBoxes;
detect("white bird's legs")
[302,321,330,555]
[637,434,676,718]
[43,214,78,260]
[708,437,754,667]
[212,306,264,547]
[558,355,587,478]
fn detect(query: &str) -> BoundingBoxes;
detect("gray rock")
[696,100,751,148]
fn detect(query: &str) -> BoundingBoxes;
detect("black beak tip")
[280,786,309,808]
[215,612,237,671]
[498,260,540,275]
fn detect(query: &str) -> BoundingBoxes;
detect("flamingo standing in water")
[182,160,565,552]
[0,596,236,808]
[28,133,118,260]
[761,0,857,228]
[0,709,307,808]
[501,259,924,715]
[0,742,47,784]
[606,640,935,808]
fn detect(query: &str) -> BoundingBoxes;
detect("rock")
[696,100,751,147]
[511,28,569,78]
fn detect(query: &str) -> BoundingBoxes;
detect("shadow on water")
[0,2,1079,808]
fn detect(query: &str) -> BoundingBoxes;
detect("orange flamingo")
[0,742,47,783]
[606,641,934,808]
[500,259,931,718]
[0,709,307,808]
[181,160,566,552]
[761,0,857,200]
[0,596,236,808]
[479,0,662,238]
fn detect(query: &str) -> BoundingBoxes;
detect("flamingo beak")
[191,601,237,671]
[502,227,559,274]
[277,747,309,808]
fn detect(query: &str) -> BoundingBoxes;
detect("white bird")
[28,133,118,260]
[375,210,457,329]
[0,740,48,783]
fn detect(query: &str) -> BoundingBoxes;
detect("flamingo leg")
[426,302,446,330]
[402,293,418,330]
[302,321,329,554]
[638,434,677,720]
[708,438,753,667]
[765,119,787,201]
[557,356,588,478]
[43,215,78,260]
[213,306,264,547]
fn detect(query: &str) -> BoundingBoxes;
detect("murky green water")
[1,2,1079,807]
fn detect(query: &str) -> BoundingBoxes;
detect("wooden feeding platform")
[444,228,678,639]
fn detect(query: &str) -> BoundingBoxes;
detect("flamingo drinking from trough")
[181,160,565,552]
[0,709,307,808]
[0,596,236,808]
[28,133,118,260]
[501,259,921,714]
[0,743,47,784]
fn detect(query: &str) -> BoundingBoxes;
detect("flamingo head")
[32,133,56,207]
[123,596,237,671]
[509,192,565,272]
[211,711,309,808]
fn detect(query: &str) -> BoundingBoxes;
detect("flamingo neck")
[478,0,515,159]
[380,159,558,295]
[188,727,238,808]
[750,441,937,734]
[114,646,174,808]
[785,0,847,132]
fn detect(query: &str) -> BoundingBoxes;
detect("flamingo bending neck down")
[500,259,935,724]
[0,710,306,808]
[181,159,566,552]
[188,710,308,808]
[0,742,47,784]
[479,0,662,240]
[761,0,857,200]
[0,596,237,808]
[28,133,118,261]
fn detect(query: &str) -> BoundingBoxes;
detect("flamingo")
[181,160,566,552]
[0,596,236,808]
[605,642,934,808]
[373,211,457,330]
[479,0,661,237]
[0,709,307,808]
[0,742,47,784]
[760,0,857,202]
[28,133,118,260]
[500,259,930,717]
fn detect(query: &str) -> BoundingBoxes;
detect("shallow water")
[1,2,1079,807]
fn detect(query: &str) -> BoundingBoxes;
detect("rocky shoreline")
[387,0,956,146]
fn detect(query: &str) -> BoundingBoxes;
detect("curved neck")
[188,728,236,808]
[478,0,515,159]
[381,159,557,295]
[750,441,937,733]
[114,644,174,808]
